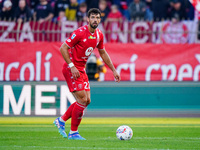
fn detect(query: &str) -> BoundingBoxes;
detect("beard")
[90,22,98,29]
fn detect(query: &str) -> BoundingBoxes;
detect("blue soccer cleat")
[53,117,67,138]
[68,132,86,140]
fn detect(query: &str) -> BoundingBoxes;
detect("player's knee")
[86,98,91,106]
[79,96,88,106]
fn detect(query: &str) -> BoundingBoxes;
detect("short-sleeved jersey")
[64,25,104,71]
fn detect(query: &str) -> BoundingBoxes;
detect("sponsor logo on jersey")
[81,57,88,59]
[67,39,71,42]
[85,47,93,56]
[88,36,96,39]
[71,34,76,39]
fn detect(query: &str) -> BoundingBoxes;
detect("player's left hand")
[71,66,80,80]
[113,70,121,83]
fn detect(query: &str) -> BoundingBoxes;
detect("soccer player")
[54,8,121,140]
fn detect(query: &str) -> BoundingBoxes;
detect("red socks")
[71,102,86,131]
[61,102,86,131]
[61,102,76,121]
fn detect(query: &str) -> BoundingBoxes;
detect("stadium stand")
[0,0,199,43]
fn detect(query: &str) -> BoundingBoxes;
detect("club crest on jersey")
[85,47,93,56]
[78,84,82,89]
[71,34,76,39]
[88,35,96,39]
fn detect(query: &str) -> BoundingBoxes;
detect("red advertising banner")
[0,21,198,43]
[0,42,65,81]
[0,42,200,81]
[95,44,200,81]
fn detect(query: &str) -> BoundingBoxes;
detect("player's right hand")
[71,66,80,80]
[113,70,121,83]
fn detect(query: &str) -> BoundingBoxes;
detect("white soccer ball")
[116,125,133,140]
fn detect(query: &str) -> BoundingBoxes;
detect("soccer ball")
[116,125,133,140]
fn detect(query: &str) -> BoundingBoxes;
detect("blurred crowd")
[0,0,195,24]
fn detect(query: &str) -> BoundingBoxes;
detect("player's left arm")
[98,48,121,82]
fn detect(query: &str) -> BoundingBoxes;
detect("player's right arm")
[60,43,80,80]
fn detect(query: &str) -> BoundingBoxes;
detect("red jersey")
[64,25,104,71]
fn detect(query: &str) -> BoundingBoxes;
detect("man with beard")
[54,8,121,140]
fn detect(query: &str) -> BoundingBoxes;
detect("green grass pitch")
[0,117,200,150]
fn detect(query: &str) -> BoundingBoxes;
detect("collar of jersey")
[86,25,95,35]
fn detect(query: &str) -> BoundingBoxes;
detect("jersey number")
[84,82,90,89]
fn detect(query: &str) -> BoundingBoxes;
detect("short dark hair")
[80,2,87,8]
[87,8,101,18]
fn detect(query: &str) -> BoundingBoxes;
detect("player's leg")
[71,90,87,131]
[61,102,76,121]
[54,98,75,138]
[69,74,90,137]
[54,91,87,139]
[53,65,74,138]
[83,73,91,106]
[85,90,91,106]
[60,90,83,121]
[68,90,88,140]
[60,90,89,124]
[54,92,85,139]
